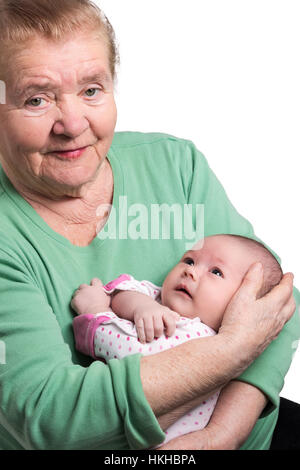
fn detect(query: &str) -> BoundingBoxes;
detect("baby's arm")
[71,276,180,343]
[71,278,111,315]
[111,290,180,343]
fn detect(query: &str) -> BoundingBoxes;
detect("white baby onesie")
[92,274,220,445]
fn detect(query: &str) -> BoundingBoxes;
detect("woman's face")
[0,32,117,196]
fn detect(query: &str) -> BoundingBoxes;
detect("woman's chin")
[43,161,101,190]
[37,170,97,198]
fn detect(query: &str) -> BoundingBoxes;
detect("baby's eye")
[183,257,194,266]
[211,267,224,278]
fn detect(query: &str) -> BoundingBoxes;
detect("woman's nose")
[52,98,89,138]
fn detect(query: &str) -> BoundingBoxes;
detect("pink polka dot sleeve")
[103,274,161,301]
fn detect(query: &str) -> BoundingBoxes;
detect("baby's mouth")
[175,284,192,299]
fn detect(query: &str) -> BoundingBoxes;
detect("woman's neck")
[16,159,114,246]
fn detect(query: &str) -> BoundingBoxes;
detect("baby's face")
[161,235,260,331]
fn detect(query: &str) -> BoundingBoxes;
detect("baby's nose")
[184,265,197,280]
[184,264,206,281]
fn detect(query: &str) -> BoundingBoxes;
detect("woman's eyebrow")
[14,80,57,98]
[14,71,112,98]
[78,71,112,85]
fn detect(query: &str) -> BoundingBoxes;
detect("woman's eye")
[183,257,194,266]
[26,97,45,107]
[85,88,100,98]
[211,268,223,278]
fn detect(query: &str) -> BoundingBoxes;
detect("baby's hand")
[71,278,111,315]
[134,305,180,343]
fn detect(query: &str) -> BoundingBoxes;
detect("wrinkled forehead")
[1,32,110,82]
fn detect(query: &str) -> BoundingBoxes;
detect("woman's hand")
[219,262,296,362]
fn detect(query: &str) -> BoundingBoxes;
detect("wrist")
[204,422,239,450]
[213,333,255,381]
[80,305,112,315]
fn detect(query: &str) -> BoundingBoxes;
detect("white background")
[96,0,300,403]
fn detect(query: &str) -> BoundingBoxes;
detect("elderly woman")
[0,0,298,450]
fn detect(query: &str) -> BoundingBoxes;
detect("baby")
[71,234,282,444]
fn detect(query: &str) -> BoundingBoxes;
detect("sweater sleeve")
[184,140,300,413]
[0,248,165,450]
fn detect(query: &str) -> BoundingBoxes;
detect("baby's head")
[161,234,283,331]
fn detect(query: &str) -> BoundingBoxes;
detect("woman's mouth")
[48,147,88,159]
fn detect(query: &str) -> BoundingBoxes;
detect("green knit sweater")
[0,132,299,449]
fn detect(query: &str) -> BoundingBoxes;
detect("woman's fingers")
[262,273,294,314]
[220,265,295,360]
[234,262,264,301]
